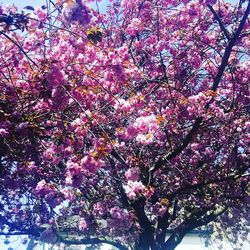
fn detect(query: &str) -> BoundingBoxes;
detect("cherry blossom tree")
[0,0,249,249]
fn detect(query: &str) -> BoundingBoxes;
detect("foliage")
[0,0,249,249]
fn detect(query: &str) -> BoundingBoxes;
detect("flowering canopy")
[0,0,249,249]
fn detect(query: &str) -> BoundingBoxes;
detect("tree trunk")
[163,229,186,250]
[134,231,186,250]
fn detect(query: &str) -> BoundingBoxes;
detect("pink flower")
[205,0,217,5]
[43,147,55,161]
[35,180,50,196]
[123,185,136,200]
[126,18,143,36]
[80,154,104,172]
[129,180,145,193]
[79,217,88,231]
[125,167,140,181]
[108,207,132,229]
[65,161,83,187]
[46,64,65,88]
[123,180,146,200]
[35,8,47,21]
[112,64,126,83]
[136,133,154,145]
[62,0,91,26]
[0,128,9,137]
[152,203,167,217]
[114,99,131,112]
[144,186,155,199]
[61,188,75,201]
[93,202,107,217]
[27,161,37,171]
[134,115,158,133]
[34,181,60,207]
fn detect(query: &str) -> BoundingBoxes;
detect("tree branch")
[207,4,231,40]
[132,197,156,250]
[0,31,38,67]
[167,163,248,199]
[152,117,203,174]
[58,236,129,250]
[151,0,250,173]
[211,0,250,92]
[163,206,227,250]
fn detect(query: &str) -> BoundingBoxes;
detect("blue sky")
[1,0,46,9]
[0,0,110,11]
[0,0,239,9]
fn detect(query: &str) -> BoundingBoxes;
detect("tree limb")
[152,0,250,173]
[0,31,38,67]
[58,236,129,250]
[207,4,231,40]
[167,163,248,199]
[132,197,156,250]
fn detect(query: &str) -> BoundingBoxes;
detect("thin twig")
[0,30,38,67]
[207,4,231,40]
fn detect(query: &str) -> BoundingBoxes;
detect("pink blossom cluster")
[118,115,160,145]
[35,180,62,208]
[79,217,88,231]
[123,180,154,200]
[125,18,143,36]
[108,206,132,229]
[93,202,107,217]
[65,160,83,187]
[45,64,66,88]
[62,0,91,26]
[124,167,140,181]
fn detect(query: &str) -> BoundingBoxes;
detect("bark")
[132,198,156,250]
[163,228,187,250]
